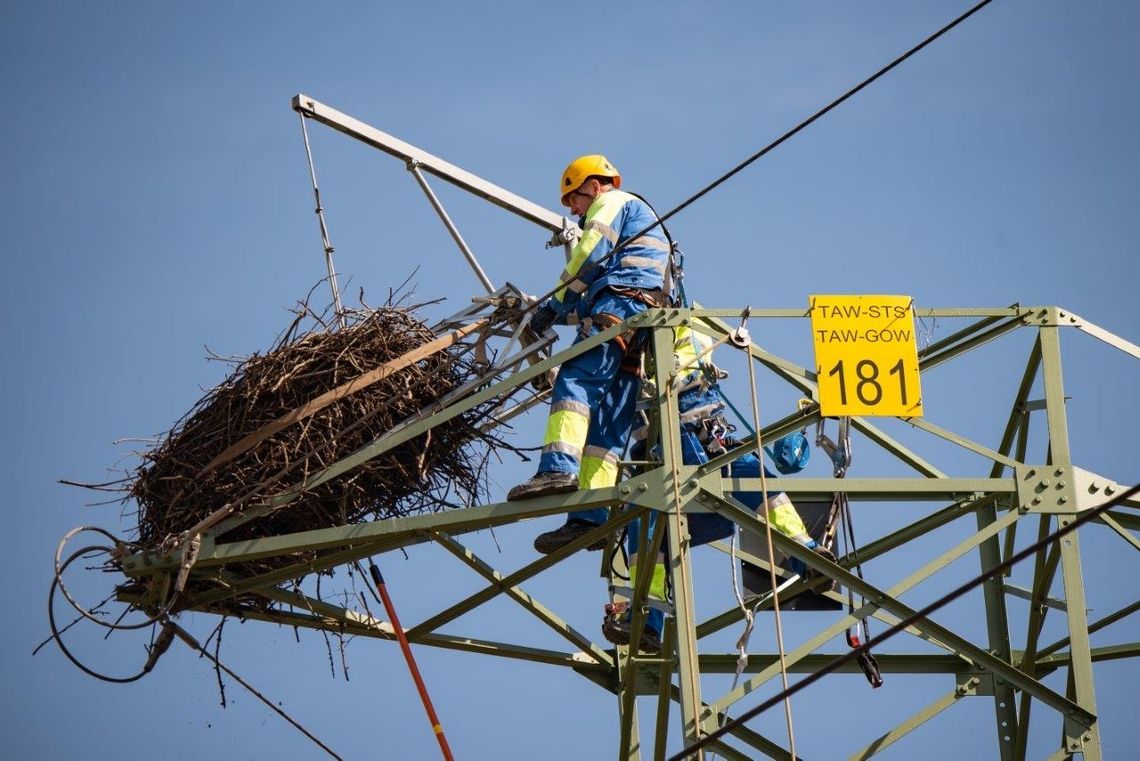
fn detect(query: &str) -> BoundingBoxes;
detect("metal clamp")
[816,416,852,476]
[729,306,752,347]
[546,217,580,249]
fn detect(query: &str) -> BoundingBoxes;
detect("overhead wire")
[520,0,996,317]
[668,481,1140,761]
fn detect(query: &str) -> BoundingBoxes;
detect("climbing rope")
[818,417,884,688]
[736,308,798,758]
[706,532,761,761]
[726,528,801,692]
[709,536,799,761]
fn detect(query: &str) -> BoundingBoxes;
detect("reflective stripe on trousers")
[540,291,648,486]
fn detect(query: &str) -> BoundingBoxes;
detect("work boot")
[602,615,662,654]
[533,519,605,554]
[507,471,578,501]
[811,543,837,564]
[786,541,837,580]
[806,542,838,580]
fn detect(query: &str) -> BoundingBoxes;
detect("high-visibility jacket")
[635,323,709,383]
[628,324,719,443]
[548,190,670,321]
[672,323,709,381]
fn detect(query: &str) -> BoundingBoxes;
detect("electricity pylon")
[57,97,1139,760]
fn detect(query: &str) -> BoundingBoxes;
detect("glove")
[529,303,558,334]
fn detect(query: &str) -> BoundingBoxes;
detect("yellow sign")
[809,295,924,417]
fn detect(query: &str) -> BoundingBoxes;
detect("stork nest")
[128,303,505,551]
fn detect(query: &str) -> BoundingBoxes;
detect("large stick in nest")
[129,303,505,550]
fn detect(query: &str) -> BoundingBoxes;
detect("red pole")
[369,563,456,761]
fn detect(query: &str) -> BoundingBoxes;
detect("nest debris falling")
[129,303,504,551]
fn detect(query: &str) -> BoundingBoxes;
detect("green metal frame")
[116,305,1138,760]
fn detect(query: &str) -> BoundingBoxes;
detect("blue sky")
[4,2,1138,759]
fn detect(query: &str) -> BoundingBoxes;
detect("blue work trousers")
[541,291,648,525]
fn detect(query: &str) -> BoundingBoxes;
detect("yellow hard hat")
[560,154,621,206]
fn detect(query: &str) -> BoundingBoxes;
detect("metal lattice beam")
[107,305,1138,759]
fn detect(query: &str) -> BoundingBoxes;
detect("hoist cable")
[521,0,995,317]
[667,480,1140,761]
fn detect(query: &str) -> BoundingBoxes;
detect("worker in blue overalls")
[508,156,672,557]
[600,325,834,652]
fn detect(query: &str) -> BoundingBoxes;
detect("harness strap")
[589,311,638,355]
[587,286,664,373]
[607,285,667,309]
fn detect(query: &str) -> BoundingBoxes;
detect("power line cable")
[522,0,995,315]
[667,481,1140,761]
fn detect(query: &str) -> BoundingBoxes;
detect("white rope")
[728,529,753,685]
[706,530,758,761]
[727,532,803,690]
[742,320,798,759]
[710,530,800,761]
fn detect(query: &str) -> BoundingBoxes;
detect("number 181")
[827,358,908,406]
